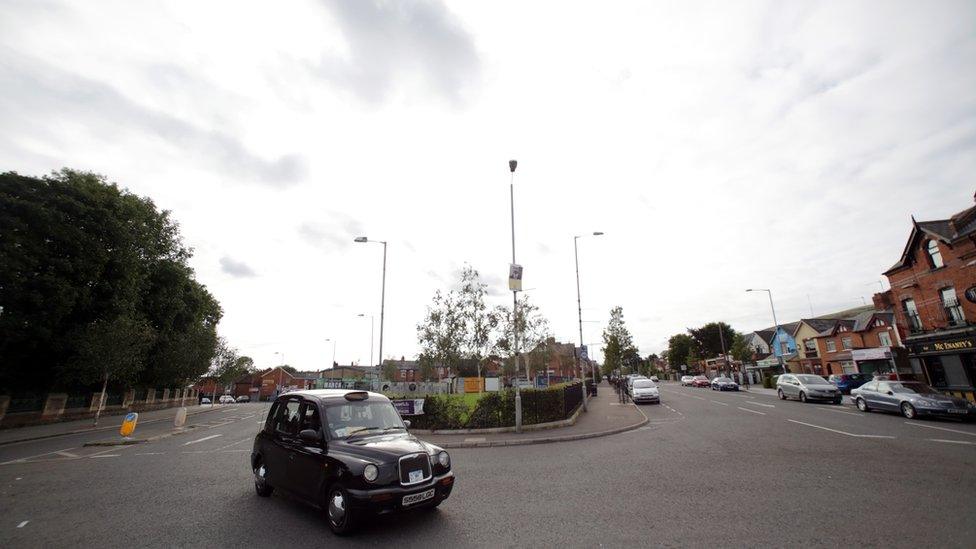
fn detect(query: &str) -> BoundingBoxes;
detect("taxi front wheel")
[326,485,358,535]
[254,461,273,497]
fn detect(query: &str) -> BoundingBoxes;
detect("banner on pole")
[508,264,523,291]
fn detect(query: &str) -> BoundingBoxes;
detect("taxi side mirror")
[403,420,411,429]
[299,429,322,444]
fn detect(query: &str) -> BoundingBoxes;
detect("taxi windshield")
[324,400,406,439]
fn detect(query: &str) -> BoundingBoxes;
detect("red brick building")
[812,311,907,376]
[882,193,976,400]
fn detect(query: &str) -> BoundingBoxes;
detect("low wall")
[0,389,200,429]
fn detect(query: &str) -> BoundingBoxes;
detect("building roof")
[796,318,839,335]
[816,319,856,337]
[754,330,776,345]
[885,199,976,274]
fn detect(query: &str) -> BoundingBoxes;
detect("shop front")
[906,331,976,402]
[850,346,912,379]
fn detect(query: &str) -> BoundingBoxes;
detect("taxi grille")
[398,453,432,486]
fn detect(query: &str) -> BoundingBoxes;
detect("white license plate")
[947,409,966,414]
[408,469,424,483]
[402,488,435,506]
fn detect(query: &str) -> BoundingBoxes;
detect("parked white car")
[650,376,659,382]
[626,375,648,395]
[680,375,695,386]
[631,379,660,404]
[200,397,212,405]
[218,394,235,404]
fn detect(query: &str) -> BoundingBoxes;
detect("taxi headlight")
[438,451,450,468]
[363,463,378,482]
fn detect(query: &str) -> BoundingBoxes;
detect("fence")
[0,388,200,429]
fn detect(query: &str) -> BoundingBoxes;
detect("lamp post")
[357,314,375,367]
[746,289,786,374]
[355,237,387,372]
[325,338,337,368]
[574,231,603,409]
[507,159,523,433]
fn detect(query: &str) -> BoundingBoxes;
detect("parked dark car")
[691,375,710,388]
[710,377,739,391]
[827,373,872,394]
[851,380,976,420]
[251,390,454,535]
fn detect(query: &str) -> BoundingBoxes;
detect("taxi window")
[275,399,301,436]
[300,402,321,432]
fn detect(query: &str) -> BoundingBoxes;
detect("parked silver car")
[851,380,976,420]
[776,374,842,404]
[631,379,660,404]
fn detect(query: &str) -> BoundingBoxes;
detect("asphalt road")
[2,385,975,548]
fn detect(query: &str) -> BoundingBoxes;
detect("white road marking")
[905,422,976,437]
[55,451,79,458]
[738,407,765,416]
[220,407,237,413]
[1,447,77,465]
[90,454,120,458]
[15,477,22,480]
[787,420,895,439]
[211,438,252,452]
[689,395,706,401]
[746,401,775,408]
[135,452,166,456]
[817,407,862,417]
[710,400,729,406]
[17,521,28,528]
[184,434,223,446]
[927,438,975,446]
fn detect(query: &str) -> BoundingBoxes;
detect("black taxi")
[251,389,454,534]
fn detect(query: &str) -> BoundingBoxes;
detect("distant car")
[828,373,872,394]
[710,377,739,391]
[851,380,976,420]
[200,397,212,405]
[680,375,695,386]
[236,395,251,403]
[649,376,659,383]
[691,375,710,388]
[631,379,660,404]
[219,395,236,404]
[777,374,841,404]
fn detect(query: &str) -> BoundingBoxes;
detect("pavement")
[2,383,976,547]
[421,387,646,448]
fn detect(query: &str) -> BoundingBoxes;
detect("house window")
[902,298,922,332]
[826,340,837,353]
[841,337,852,350]
[780,342,788,354]
[941,287,966,326]
[926,240,944,269]
[878,331,892,347]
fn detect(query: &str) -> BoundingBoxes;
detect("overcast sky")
[2,0,974,368]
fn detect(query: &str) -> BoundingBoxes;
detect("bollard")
[120,412,139,438]
[174,406,187,428]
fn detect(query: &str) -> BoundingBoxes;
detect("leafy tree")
[418,356,437,382]
[417,289,466,378]
[601,306,637,375]
[458,265,499,382]
[494,294,551,380]
[381,360,398,381]
[666,333,697,368]
[688,322,737,359]
[0,170,222,393]
[730,332,753,362]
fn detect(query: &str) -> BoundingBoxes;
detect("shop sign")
[913,337,976,354]
[851,347,891,361]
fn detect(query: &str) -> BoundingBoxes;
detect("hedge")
[399,382,584,430]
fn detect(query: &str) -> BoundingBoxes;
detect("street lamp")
[574,231,604,407]
[324,338,337,368]
[508,159,523,433]
[355,236,387,372]
[357,314,375,367]
[746,289,786,374]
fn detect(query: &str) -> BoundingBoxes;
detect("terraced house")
[882,192,976,401]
